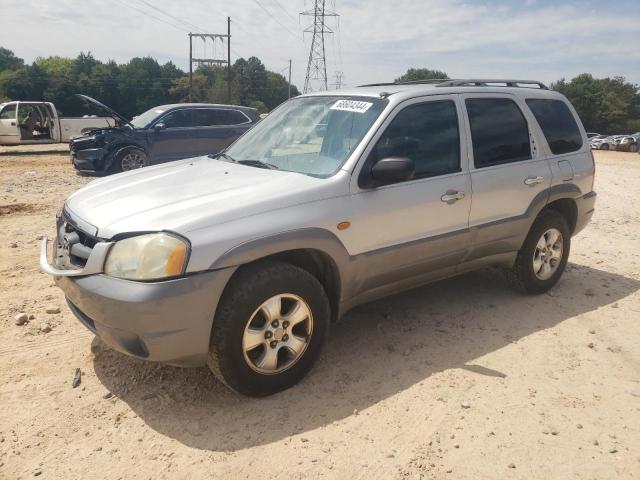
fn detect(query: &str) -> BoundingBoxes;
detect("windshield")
[130,107,167,128]
[224,96,387,177]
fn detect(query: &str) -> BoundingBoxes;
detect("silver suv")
[41,79,596,396]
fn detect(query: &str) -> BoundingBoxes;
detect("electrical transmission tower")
[301,1,338,93]
[332,70,344,90]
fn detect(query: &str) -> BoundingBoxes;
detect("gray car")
[41,78,596,396]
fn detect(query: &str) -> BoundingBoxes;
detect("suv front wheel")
[207,261,330,396]
[509,210,571,294]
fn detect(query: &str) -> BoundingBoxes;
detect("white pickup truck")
[0,101,112,145]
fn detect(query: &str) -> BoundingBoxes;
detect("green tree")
[0,47,24,71]
[394,68,449,83]
[0,47,302,115]
[552,74,640,133]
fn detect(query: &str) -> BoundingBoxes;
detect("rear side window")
[373,100,460,179]
[216,109,249,125]
[466,98,531,168]
[526,99,583,154]
[0,104,17,119]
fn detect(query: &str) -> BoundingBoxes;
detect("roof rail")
[357,79,549,90]
[357,79,449,88]
[436,79,549,89]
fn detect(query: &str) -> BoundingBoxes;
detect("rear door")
[461,94,552,261]
[0,103,20,144]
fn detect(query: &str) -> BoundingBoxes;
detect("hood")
[76,94,133,127]
[65,157,339,239]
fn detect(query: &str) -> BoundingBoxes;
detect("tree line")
[1,48,638,134]
[0,47,299,117]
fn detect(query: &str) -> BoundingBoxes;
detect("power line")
[251,0,301,39]
[113,0,187,33]
[134,0,205,32]
[269,0,301,25]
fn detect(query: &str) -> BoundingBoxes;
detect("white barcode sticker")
[330,100,374,114]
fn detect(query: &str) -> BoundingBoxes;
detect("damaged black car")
[70,95,260,175]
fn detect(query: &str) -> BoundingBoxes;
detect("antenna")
[301,1,338,93]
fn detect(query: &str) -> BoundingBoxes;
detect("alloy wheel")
[242,294,313,374]
[121,151,146,171]
[532,228,564,280]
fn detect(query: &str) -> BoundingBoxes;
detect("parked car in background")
[70,95,260,174]
[0,101,111,145]
[616,133,639,152]
[42,78,596,396]
[592,135,623,150]
[586,132,600,138]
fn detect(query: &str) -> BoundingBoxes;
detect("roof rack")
[357,78,548,90]
[437,79,548,89]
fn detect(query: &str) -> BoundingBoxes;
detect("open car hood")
[76,94,133,127]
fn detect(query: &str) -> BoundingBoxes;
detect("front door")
[149,109,196,164]
[0,103,19,145]
[345,95,472,298]
[461,94,552,261]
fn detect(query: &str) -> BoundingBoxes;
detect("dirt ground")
[0,145,638,480]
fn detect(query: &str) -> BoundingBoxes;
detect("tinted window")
[160,109,192,128]
[466,98,531,168]
[526,99,583,154]
[373,100,460,179]
[191,109,218,127]
[0,104,17,119]
[216,109,249,125]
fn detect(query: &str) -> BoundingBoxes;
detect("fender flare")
[210,228,356,308]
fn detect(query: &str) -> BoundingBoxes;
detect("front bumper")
[55,271,234,366]
[70,147,108,174]
[41,235,236,367]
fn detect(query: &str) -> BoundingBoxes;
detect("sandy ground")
[0,145,638,480]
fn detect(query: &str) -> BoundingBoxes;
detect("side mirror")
[154,123,166,132]
[370,157,415,186]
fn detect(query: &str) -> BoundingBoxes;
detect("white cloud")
[2,0,638,90]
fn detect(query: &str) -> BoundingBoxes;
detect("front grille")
[55,210,99,269]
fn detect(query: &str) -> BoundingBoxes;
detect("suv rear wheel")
[508,210,571,294]
[207,261,330,396]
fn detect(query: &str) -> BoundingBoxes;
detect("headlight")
[104,233,188,280]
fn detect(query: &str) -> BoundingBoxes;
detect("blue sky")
[2,0,639,91]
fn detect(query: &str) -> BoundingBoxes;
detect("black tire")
[508,210,571,294]
[113,147,148,173]
[601,143,610,151]
[207,261,331,397]
[629,144,638,153]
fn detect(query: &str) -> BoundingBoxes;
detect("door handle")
[441,191,465,202]
[524,176,544,186]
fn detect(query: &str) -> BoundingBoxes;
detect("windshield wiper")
[208,152,236,162]
[237,159,280,170]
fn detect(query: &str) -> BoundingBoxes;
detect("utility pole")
[227,16,232,103]
[187,29,231,103]
[301,0,338,93]
[188,33,193,102]
[288,59,292,99]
